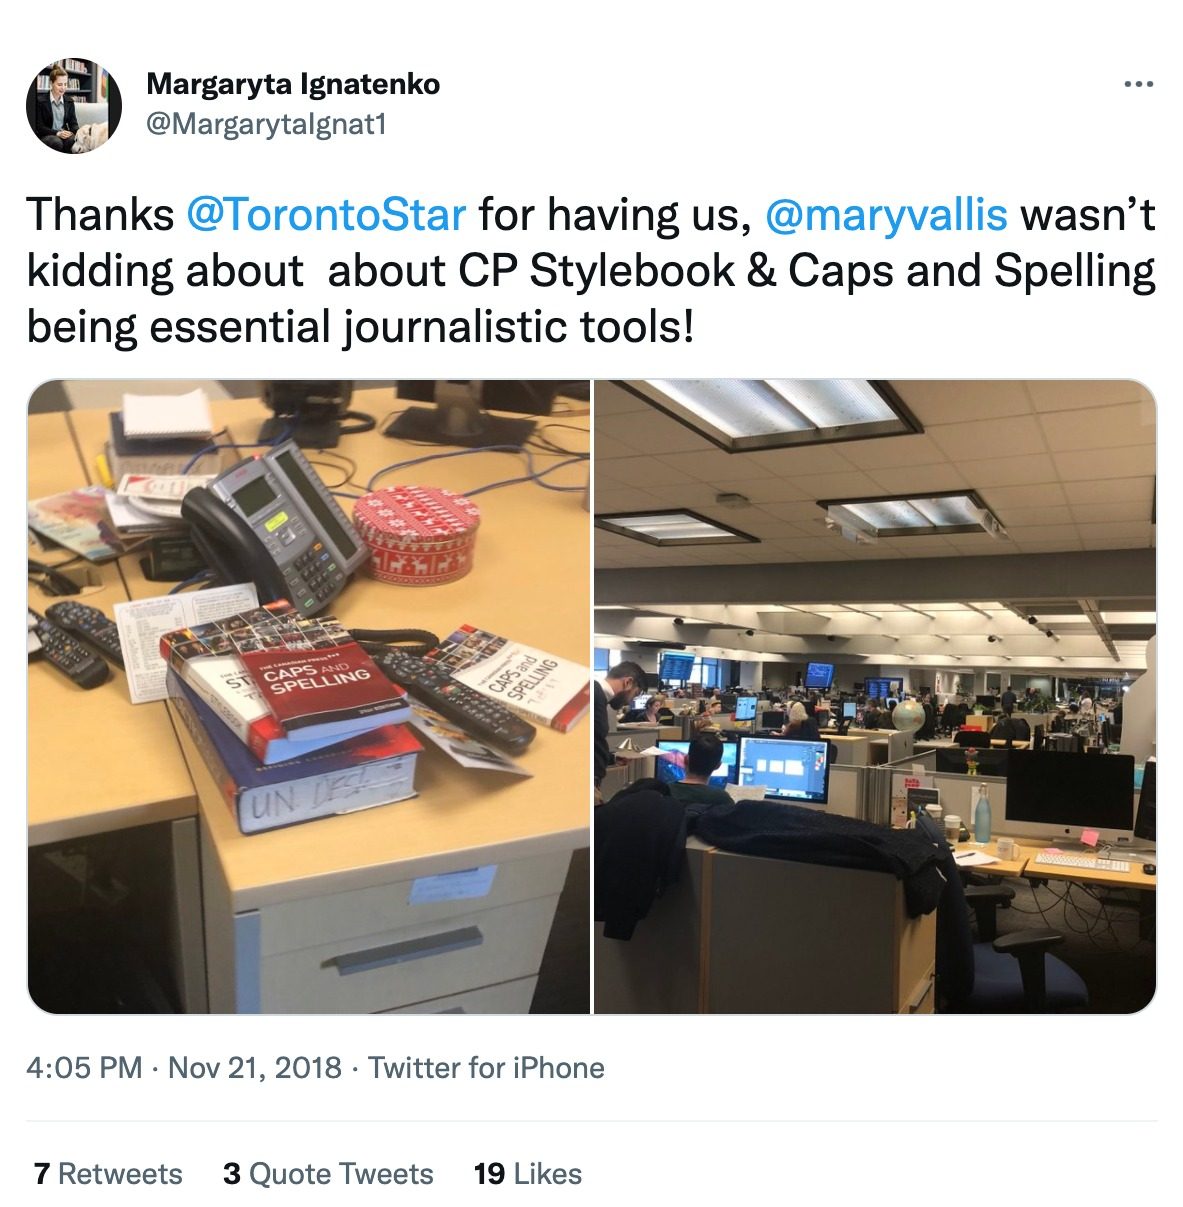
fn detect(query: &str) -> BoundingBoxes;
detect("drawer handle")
[329,926,484,976]
[907,976,934,1014]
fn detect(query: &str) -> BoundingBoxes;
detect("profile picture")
[27,59,121,154]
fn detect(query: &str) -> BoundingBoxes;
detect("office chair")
[1011,717,1032,742]
[916,814,1089,1012]
[955,730,992,749]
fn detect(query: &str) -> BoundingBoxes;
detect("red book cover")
[167,601,408,743]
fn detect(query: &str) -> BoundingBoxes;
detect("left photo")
[27,379,591,1014]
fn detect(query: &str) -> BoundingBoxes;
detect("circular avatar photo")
[27,59,121,154]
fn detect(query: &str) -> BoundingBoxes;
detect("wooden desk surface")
[66,391,591,909]
[28,413,198,846]
[952,840,1033,879]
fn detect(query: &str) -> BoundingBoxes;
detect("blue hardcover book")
[168,670,420,835]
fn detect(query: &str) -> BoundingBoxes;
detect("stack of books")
[161,601,422,835]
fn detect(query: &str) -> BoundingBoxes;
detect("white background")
[8,2,1173,1199]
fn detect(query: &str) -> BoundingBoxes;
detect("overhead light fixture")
[818,491,1008,540]
[594,509,759,547]
[616,379,921,453]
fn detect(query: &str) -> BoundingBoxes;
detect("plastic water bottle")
[974,785,992,843]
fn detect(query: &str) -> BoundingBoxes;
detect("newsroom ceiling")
[594,381,1155,673]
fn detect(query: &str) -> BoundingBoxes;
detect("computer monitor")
[632,694,651,711]
[761,709,786,729]
[804,662,835,690]
[734,695,757,722]
[1003,750,1135,844]
[655,739,738,787]
[1134,759,1156,842]
[720,693,738,713]
[976,694,996,710]
[659,651,696,681]
[841,701,857,720]
[386,380,571,446]
[736,737,830,804]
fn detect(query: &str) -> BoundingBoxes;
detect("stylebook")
[168,672,421,835]
[160,601,409,746]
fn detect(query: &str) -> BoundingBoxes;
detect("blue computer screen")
[734,696,757,721]
[842,701,857,719]
[655,739,738,787]
[804,662,835,689]
[737,737,830,803]
[660,652,696,681]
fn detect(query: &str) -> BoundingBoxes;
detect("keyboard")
[1032,853,1130,873]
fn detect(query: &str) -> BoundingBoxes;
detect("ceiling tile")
[1069,500,1152,524]
[1036,401,1155,451]
[742,444,860,476]
[1052,445,1156,481]
[1075,521,1155,545]
[1026,380,1153,412]
[996,505,1075,527]
[963,453,1058,486]
[653,447,779,482]
[868,462,970,493]
[929,415,1049,461]
[890,381,1035,424]
[977,482,1068,509]
[791,470,889,499]
[1061,476,1155,505]
[595,408,714,454]
[592,381,656,416]
[839,433,948,469]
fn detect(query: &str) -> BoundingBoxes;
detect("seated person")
[668,735,732,807]
[34,67,78,152]
[989,715,1018,747]
[862,699,884,729]
[781,701,821,742]
[691,699,722,734]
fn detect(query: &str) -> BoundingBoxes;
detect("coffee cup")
[944,815,961,844]
[997,837,1018,860]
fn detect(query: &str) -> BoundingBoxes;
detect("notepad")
[121,389,213,440]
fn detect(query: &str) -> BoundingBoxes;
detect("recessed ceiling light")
[594,509,759,547]
[616,379,921,452]
[819,491,1007,540]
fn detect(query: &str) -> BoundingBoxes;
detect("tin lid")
[353,486,481,546]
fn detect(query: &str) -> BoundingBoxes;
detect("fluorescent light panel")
[618,379,920,452]
[594,509,759,547]
[820,491,1004,538]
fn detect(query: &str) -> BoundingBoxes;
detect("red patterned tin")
[352,486,481,586]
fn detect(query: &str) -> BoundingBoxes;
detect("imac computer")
[734,695,758,723]
[1134,759,1156,844]
[761,709,786,730]
[655,739,738,787]
[736,737,830,804]
[1003,750,1136,846]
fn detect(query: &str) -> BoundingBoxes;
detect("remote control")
[28,610,110,689]
[359,642,536,755]
[46,600,126,668]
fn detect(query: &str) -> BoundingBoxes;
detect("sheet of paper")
[953,850,999,867]
[409,867,498,905]
[114,582,259,704]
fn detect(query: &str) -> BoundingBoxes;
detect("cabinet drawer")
[899,965,936,1015]
[260,850,571,957]
[381,977,538,1015]
[258,895,559,1013]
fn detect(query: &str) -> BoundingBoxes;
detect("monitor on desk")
[841,701,858,720]
[761,709,786,730]
[655,739,738,787]
[736,736,830,804]
[734,695,757,722]
[1003,750,1136,845]
[1134,758,1156,843]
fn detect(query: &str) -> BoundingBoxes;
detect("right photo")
[593,380,1155,1014]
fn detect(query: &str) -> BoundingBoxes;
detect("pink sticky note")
[1080,829,1101,848]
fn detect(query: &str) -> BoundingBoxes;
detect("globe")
[892,698,925,732]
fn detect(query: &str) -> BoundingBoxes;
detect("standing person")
[35,66,78,152]
[1001,683,1017,715]
[594,661,647,790]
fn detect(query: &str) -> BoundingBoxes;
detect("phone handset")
[181,486,290,604]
